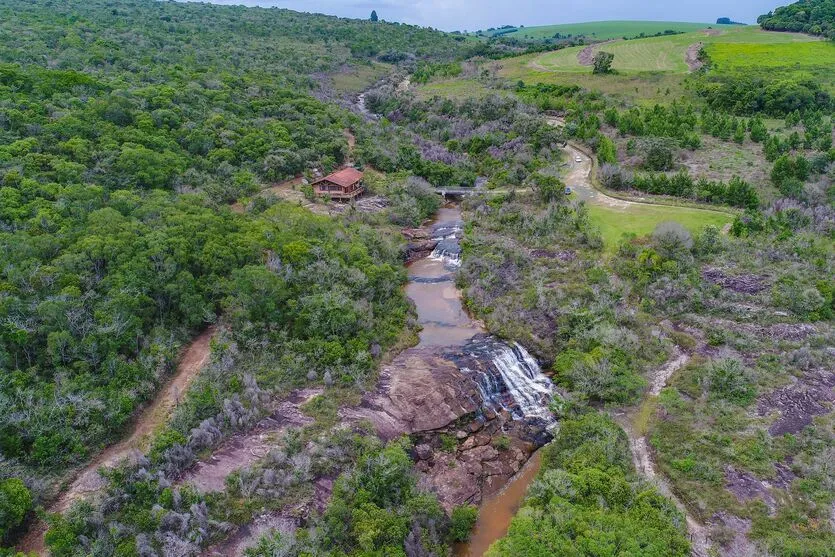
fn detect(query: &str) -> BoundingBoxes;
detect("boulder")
[340,347,482,438]
[415,444,433,461]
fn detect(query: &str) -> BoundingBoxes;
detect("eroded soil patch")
[180,388,322,493]
[685,42,704,71]
[757,370,835,436]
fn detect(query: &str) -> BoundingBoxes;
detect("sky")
[193,0,782,31]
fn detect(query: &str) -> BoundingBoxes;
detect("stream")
[407,204,555,556]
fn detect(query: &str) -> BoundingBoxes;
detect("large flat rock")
[341,347,482,438]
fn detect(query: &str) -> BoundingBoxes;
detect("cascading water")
[408,207,557,424]
[429,220,464,268]
[451,336,556,423]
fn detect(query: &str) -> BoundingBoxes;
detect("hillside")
[758,0,835,38]
[408,4,834,556]
[499,20,716,41]
[0,0,470,552]
[0,1,833,556]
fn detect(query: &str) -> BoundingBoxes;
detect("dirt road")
[685,42,704,72]
[562,142,635,209]
[17,327,215,555]
[613,351,712,557]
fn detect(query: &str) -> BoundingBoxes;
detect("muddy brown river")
[407,204,546,556]
[406,205,484,346]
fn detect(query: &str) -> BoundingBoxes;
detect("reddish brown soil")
[16,327,215,555]
[179,388,321,493]
[685,42,704,71]
[576,40,616,66]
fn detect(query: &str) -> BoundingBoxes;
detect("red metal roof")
[314,167,363,188]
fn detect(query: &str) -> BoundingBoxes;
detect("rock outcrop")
[341,343,552,510]
[341,347,482,438]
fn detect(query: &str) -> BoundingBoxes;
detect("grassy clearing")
[588,203,733,248]
[504,21,714,41]
[706,40,835,89]
[493,26,822,105]
[329,62,392,93]
[530,27,818,75]
[413,78,502,100]
[497,55,688,105]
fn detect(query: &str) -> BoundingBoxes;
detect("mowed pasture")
[529,26,819,74]
[705,41,835,77]
[503,20,714,41]
[587,203,734,249]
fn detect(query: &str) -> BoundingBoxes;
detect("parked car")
[574,156,582,163]
[564,186,572,195]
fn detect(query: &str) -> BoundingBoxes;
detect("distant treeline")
[758,0,835,39]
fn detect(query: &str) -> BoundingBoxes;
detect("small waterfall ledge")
[428,220,463,269]
[417,212,558,425]
[451,336,557,425]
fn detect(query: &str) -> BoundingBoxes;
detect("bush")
[707,359,755,406]
[0,478,32,542]
[644,142,674,171]
[492,435,512,451]
[592,51,615,74]
[449,505,479,542]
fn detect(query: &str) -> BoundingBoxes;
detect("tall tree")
[370,10,379,22]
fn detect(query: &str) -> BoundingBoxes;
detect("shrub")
[492,435,512,451]
[652,222,693,261]
[706,359,755,406]
[592,51,615,74]
[449,505,479,542]
[0,478,32,542]
[644,142,674,171]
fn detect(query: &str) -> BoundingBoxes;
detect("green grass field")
[588,204,734,248]
[504,21,715,41]
[484,25,828,105]
[530,26,819,74]
[706,40,835,78]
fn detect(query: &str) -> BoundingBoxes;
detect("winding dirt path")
[17,327,215,555]
[685,42,704,72]
[546,116,736,226]
[548,116,644,209]
[577,39,616,66]
[613,352,711,557]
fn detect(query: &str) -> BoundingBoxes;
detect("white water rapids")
[420,213,556,423]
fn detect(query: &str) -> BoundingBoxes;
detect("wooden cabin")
[312,168,364,201]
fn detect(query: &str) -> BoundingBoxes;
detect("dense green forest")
[0,0,469,551]
[487,413,690,556]
[758,0,835,38]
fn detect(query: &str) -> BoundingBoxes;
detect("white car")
[574,156,583,163]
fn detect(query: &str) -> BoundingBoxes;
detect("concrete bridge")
[435,188,480,198]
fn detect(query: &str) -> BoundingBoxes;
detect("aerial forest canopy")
[758,0,835,38]
[0,0,462,510]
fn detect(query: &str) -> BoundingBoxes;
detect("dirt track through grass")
[17,328,215,555]
[613,350,712,557]
[547,117,734,247]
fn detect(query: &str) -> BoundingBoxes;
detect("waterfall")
[451,336,557,423]
[491,343,556,420]
[430,239,461,267]
[429,220,463,268]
